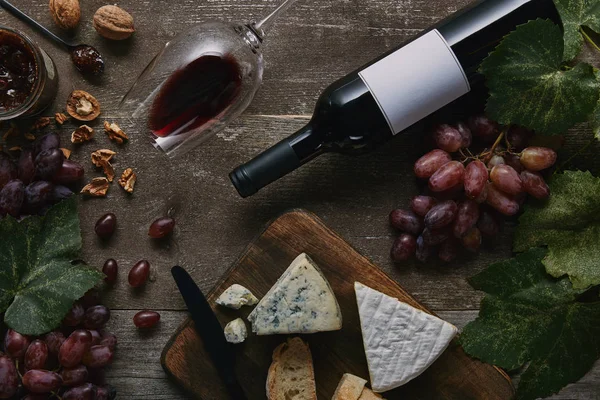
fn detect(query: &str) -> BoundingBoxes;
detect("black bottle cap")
[229,167,257,198]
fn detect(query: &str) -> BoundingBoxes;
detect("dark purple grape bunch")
[389,115,557,264]
[0,133,85,219]
[0,293,117,399]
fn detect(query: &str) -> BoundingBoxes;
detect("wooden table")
[1,0,599,398]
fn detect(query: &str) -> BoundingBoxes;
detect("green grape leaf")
[460,248,600,400]
[480,19,600,135]
[514,170,600,289]
[0,197,103,335]
[554,0,600,61]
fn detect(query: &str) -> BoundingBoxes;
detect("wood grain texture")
[1,0,600,398]
[161,210,515,400]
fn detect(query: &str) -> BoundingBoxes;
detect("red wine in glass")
[149,54,242,138]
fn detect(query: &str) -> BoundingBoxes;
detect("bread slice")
[332,373,367,400]
[266,337,317,400]
[358,388,384,400]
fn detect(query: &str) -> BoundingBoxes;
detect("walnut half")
[71,125,94,144]
[81,177,110,197]
[119,168,136,193]
[67,90,101,121]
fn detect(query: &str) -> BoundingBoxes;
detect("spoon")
[0,0,104,75]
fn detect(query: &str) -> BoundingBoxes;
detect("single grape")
[95,213,117,239]
[33,133,60,156]
[89,330,102,346]
[433,124,463,153]
[410,196,437,217]
[22,370,62,393]
[422,227,450,246]
[24,340,48,371]
[128,260,150,287]
[520,170,550,200]
[62,383,97,400]
[82,345,113,368]
[35,149,64,180]
[389,209,424,235]
[424,200,458,230]
[464,160,488,200]
[462,227,482,252]
[0,356,18,399]
[414,149,452,179]
[83,305,111,329]
[467,115,499,142]
[504,153,524,173]
[477,210,500,236]
[99,332,117,351]
[60,365,88,387]
[133,310,161,329]
[507,126,532,151]
[0,154,17,190]
[428,161,464,192]
[43,331,65,356]
[0,180,24,217]
[520,147,557,171]
[487,155,505,169]
[102,259,118,283]
[148,217,176,238]
[456,121,472,148]
[486,183,520,216]
[4,329,30,358]
[23,181,54,215]
[51,185,74,203]
[415,235,433,263]
[51,160,84,184]
[390,234,417,262]
[17,149,36,185]
[452,200,480,238]
[490,164,523,195]
[63,302,85,327]
[439,239,460,262]
[59,330,92,368]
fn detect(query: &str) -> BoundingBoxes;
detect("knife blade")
[171,266,247,400]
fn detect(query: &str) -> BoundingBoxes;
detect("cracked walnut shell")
[49,0,80,30]
[67,90,101,121]
[81,177,110,197]
[93,5,135,40]
[104,122,129,144]
[119,168,136,193]
[71,125,94,143]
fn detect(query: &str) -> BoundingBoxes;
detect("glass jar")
[0,26,58,121]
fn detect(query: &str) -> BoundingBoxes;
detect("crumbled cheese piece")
[224,318,247,344]
[216,284,259,310]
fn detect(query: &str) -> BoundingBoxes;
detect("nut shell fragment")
[81,177,110,197]
[71,125,95,143]
[93,5,135,40]
[49,0,80,30]
[67,90,101,121]
[91,149,116,167]
[103,122,128,144]
[119,168,136,193]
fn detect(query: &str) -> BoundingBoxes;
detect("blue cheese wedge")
[355,282,458,393]
[224,318,247,344]
[248,253,342,335]
[216,284,259,310]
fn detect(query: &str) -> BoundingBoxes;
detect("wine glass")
[120,0,298,157]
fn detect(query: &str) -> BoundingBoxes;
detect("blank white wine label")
[359,29,470,135]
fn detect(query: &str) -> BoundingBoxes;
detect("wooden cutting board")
[161,210,514,400]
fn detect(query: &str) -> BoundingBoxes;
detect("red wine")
[149,54,242,137]
[230,0,560,198]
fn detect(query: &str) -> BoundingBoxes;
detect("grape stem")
[51,391,63,400]
[580,26,600,53]
[489,129,506,155]
[15,359,23,379]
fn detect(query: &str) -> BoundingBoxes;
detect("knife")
[171,266,247,400]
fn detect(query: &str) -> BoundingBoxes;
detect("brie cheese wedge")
[355,282,458,393]
[216,284,259,310]
[224,318,247,344]
[248,253,342,335]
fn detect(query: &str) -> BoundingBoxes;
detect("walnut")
[55,113,69,125]
[103,121,129,144]
[119,168,136,193]
[93,5,135,40]
[67,90,101,121]
[32,117,51,130]
[91,149,117,182]
[60,148,72,159]
[49,0,80,30]
[71,125,95,144]
[24,133,36,141]
[81,177,110,197]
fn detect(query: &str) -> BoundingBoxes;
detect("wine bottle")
[230,0,560,197]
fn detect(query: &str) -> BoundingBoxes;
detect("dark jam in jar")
[0,31,37,113]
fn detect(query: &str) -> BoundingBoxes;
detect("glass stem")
[253,0,299,39]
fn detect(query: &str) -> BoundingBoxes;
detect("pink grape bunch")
[0,291,116,400]
[389,115,557,264]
